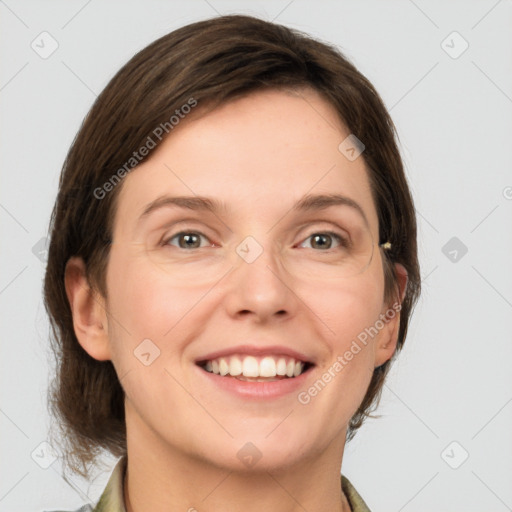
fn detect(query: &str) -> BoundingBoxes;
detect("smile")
[198,354,313,381]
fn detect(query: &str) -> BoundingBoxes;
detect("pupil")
[180,234,199,248]
[312,234,331,249]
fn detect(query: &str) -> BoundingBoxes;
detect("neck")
[123,405,352,512]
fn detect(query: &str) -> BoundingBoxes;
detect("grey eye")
[300,232,346,250]
[166,231,209,249]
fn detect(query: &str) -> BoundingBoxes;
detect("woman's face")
[98,88,400,470]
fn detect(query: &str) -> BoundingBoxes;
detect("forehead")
[113,88,379,238]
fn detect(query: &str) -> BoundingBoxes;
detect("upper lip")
[195,344,316,365]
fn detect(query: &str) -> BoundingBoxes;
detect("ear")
[64,256,111,361]
[374,262,408,368]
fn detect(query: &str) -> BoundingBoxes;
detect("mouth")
[196,354,315,382]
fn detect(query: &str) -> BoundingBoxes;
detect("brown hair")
[44,14,420,478]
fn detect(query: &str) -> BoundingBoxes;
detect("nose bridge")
[224,232,296,319]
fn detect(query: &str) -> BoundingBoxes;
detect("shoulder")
[42,456,127,512]
[341,474,372,512]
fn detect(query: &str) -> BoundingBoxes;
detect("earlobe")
[374,262,408,368]
[64,256,111,361]
[374,321,399,368]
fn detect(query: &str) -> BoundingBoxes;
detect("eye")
[160,229,350,251]
[299,231,349,251]
[163,231,212,249]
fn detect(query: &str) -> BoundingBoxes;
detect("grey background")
[1,1,511,511]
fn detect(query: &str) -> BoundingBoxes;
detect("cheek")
[104,251,201,378]
[307,266,385,390]
[104,258,205,402]
[107,250,204,336]
[313,268,385,344]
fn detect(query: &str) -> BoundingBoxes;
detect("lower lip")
[195,364,314,400]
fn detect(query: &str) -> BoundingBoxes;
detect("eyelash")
[161,229,350,251]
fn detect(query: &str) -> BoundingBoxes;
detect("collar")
[341,474,372,511]
[92,456,371,512]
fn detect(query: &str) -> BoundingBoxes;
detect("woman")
[44,14,420,512]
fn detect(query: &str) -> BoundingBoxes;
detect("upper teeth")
[203,355,306,378]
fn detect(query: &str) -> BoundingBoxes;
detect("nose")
[221,239,299,324]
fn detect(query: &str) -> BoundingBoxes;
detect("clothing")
[47,455,371,512]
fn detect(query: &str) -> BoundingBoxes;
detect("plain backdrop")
[1,1,511,511]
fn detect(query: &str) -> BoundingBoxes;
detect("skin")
[65,88,407,512]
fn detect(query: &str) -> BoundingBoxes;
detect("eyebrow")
[137,193,369,227]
